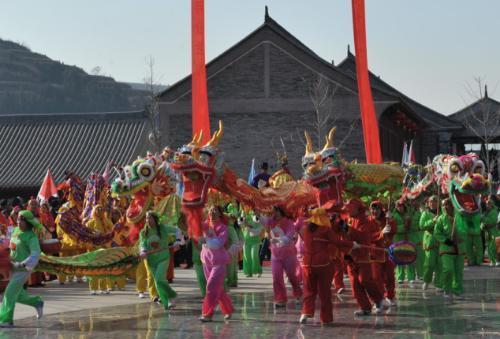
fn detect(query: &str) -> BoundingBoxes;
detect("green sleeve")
[162,224,178,236]
[419,211,435,232]
[434,215,447,243]
[227,225,238,246]
[482,207,498,226]
[139,229,147,250]
[28,233,41,254]
[392,211,405,234]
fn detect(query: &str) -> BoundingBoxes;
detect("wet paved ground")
[1,267,499,338]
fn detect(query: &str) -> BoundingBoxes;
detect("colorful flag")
[247,158,256,184]
[38,169,58,202]
[401,142,408,166]
[408,140,416,163]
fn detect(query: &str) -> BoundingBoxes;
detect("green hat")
[18,210,43,230]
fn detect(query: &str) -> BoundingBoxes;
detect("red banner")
[191,0,211,143]
[351,0,382,164]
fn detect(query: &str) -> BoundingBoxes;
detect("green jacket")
[482,205,499,237]
[461,211,482,236]
[434,212,467,255]
[139,223,177,264]
[9,227,41,271]
[419,210,438,250]
[392,209,420,243]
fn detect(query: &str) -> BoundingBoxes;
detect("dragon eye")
[137,162,155,181]
[472,160,485,176]
[449,163,461,175]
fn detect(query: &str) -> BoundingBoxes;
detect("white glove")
[352,241,361,250]
[11,262,24,269]
[382,225,392,234]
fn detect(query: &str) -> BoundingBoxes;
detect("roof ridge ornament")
[485,84,488,98]
[265,5,270,22]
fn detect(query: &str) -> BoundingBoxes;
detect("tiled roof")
[158,12,397,103]
[337,52,462,131]
[0,111,148,189]
[448,96,500,138]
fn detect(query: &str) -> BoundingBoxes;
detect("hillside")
[0,39,147,114]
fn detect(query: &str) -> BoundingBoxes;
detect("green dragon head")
[435,154,490,215]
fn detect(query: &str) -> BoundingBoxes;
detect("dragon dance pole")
[191,0,211,143]
[351,0,382,164]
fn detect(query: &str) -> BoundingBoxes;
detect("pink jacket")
[267,217,297,260]
[201,220,230,266]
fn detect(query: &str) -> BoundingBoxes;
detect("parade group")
[0,124,498,327]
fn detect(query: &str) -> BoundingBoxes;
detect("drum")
[40,238,61,254]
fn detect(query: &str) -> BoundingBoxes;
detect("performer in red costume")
[298,208,357,325]
[343,199,385,316]
[330,213,347,294]
[368,201,397,306]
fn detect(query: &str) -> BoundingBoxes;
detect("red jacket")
[347,214,380,263]
[368,215,396,262]
[299,225,352,267]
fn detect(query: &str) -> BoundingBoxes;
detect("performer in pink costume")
[199,206,234,322]
[267,206,303,307]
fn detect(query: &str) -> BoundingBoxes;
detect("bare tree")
[143,56,165,152]
[461,77,500,175]
[301,73,358,151]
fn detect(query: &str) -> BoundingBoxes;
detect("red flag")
[351,0,382,164]
[191,0,211,143]
[38,169,58,202]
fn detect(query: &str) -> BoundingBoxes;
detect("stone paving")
[0,265,498,338]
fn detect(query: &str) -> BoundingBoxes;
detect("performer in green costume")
[463,208,483,266]
[139,212,177,310]
[419,196,442,290]
[0,210,44,327]
[241,212,263,277]
[393,201,418,284]
[434,198,467,298]
[192,239,207,297]
[481,198,499,266]
[225,203,241,288]
[410,201,424,279]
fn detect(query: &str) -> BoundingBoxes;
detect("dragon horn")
[322,127,337,151]
[206,120,223,147]
[196,130,204,146]
[188,131,199,147]
[304,130,313,156]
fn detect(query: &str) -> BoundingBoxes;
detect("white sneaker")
[496,262,499,267]
[375,301,384,314]
[388,298,396,307]
[103,289,111,295]
[299,314,308,324]
[90,291,97,295]
[443,292,452,299]
[224,314,232,320]
[409,280,415,288]
[138,292,145,299]
[35,301,44,319]
[422,282,429,290]
[336,287,344,295]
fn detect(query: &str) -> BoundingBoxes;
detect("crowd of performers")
[0,158,499,327]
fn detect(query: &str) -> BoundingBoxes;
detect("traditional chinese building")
[157,9,461,177]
